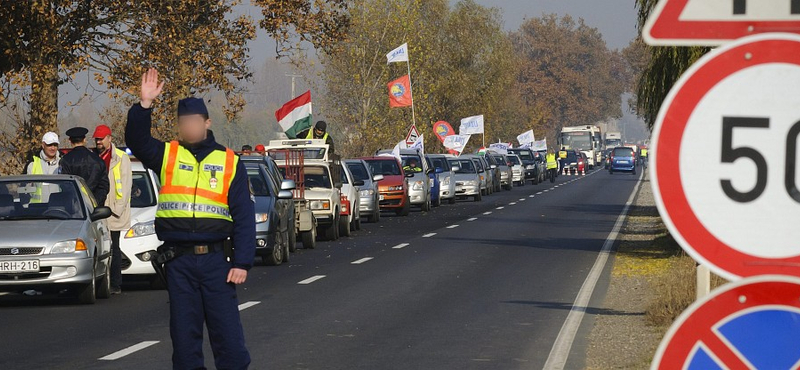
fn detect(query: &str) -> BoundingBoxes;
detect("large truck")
[605,132,623,149]
[559,125,603,169]
[265,139,344,243]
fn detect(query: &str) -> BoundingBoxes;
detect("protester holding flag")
[297,120,335,153]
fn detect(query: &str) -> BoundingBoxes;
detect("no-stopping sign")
[651,33,800,280]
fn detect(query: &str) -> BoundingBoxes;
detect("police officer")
[558,146,568,173]
[60,127,110,205]
[94,125,132,295]
[125,68,255,370]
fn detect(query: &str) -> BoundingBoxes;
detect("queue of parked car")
[0,139,553,302]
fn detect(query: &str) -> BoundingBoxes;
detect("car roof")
[0,174,81,182]
[359,156,399,162]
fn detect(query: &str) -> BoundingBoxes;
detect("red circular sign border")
[652,276,800,369]
[653,34,800,279]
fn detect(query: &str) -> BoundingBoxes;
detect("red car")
[360,157,410,216]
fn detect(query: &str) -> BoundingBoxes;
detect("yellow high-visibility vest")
[30,157,44,203]
[155,141,238,232]
[558,150,567,159]
[306,130,329,141]
[111,147,127,200]
[546,153,558,169]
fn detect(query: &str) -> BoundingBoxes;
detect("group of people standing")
[25,125,132,295]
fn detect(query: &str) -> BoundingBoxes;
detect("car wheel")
[96,258,111,299]
[301,228,316,249]
[474,191,482,202]
[264,232,284,266]
[339,214,352,237]
[421,197,431,212]
[355,216,362,230]
[282,230,290,264]
[78,259,97,304]
[288,223,297,253]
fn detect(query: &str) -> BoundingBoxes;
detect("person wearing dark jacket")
[296,120,335,153]
[60,127,110,206]
[126,68,255,370]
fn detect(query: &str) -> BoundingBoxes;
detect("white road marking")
[496,206,504,210]
[351,257,374,265]
[519,198,525,201]
[238,301,261,311]
[529,195,535,198]
[298,275,327,285]
[543,171,643,370]
[392,243,410,249]
[483,211,492,215]
[509,202,517,205]
[536,192,543,195]
[467,217,478,221]
[99,341,160,361]
[446,224,460,229]
[422,233,437,238]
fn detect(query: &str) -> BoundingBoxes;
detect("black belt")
[166,241,225,255]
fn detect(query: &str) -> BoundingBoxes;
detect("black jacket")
[125,103,256,270]
[59,146,110,206]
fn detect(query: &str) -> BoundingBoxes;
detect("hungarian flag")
[275,90,312,139]
[387,75,412,108]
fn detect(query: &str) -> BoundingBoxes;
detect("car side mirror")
[435,167,443,174]
[372,174,384,182]
[354,180,365,187]
[451,166,460,172]
[277,190,294,200]
[490,165,497,169]
[90,206,113,222]
[281,179,296,191]
[404,172,415,178]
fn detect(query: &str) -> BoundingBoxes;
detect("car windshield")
[430,157,448,171]
[401,155,423,168]
[566,152,578,162]
[510,150,533,161]
[365,159,402,176]
[451,159,476,173]
[508,156,521,165]
[472,159,484,172]
[614,148,634,157]
[246,166,272,197]
[347,163,370,182]
[0,180,86,220]
[490,155,505,166]
[561,132,593,151]
[304,166,332,189]
[131,171,157,208]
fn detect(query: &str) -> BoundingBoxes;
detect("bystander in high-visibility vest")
[546,153,558,170]
[306,130,329,141]
[111,147,128,200]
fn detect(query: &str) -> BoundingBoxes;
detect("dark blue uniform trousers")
[166,251,250,370]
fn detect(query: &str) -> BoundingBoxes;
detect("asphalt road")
[0,168,642,370]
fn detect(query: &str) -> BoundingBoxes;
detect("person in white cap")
[25,131,61,175]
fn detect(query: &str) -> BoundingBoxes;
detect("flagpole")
[406,50,417,127]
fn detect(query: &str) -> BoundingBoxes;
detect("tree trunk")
[29,63,59,143]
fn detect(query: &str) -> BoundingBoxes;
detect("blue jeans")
[166,250,250,370]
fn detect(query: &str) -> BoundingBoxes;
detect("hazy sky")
[470,0,639,50]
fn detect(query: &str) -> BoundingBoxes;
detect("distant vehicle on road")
[489,153,513,191]
[507,148,541,185]
[609,147,637,175]
[464,154,490,196]
[378,149,433,211]
[244,157,295,265]
[605,132,623,149]
[0,175,113,304]
[481,153,503,193]
[344,159,383,223]
[560,125,603,169]
[449,158,482,202]
[507,154,525,187]
[361,156,410,216]
[426,154,457,205]
[340,164,361,236]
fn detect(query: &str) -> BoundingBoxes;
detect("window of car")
[508,155,521,165]
[340,166,350,184]
[347,163,371,182]
[565,151,578,162]
[303,166,332,189]
[401,154,423,168]
[511,150,533,161]
[0,180,86,220]
[613,147,634,157]
[451,159,476,173]
[131,171,157,208]
[365,159,402,176]
[472,158,484,172]
[246,165,272,197]
[429,157,448,171]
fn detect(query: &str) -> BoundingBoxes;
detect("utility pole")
[286,73,302,99]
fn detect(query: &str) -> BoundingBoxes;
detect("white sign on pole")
[459,115,484,135]
[488,143,509,155]
[386,43,409,64]
[530,139,547,152]
[443,134,471,154]
[517,130,535,145]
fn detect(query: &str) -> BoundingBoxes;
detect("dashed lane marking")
[99,341,160,361]
[422,233,437,238]
[351,257,374,265]
[446,224,460,229]
[298,275,327,285]
[467,217,478,221]
[392,243,410,249]
[238,301,261,311]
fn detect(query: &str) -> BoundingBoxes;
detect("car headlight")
[359,189,374,197]
[412,181,424,191]
[254,213,269,223]
[310,200,331,210]
[387,185,403,191]
[51,239,87,254]
[442,176,451,186]
[466,180,477,186]
[125,221,156,238]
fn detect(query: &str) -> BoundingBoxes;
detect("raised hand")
[140,68,165,109]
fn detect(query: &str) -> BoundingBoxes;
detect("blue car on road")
[609,147,636,175]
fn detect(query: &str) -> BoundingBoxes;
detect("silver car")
[449,158,482,202]
[0,175,113,304]
[344,159,383,223]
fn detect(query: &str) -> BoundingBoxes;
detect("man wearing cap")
[60,127,110,206]
[94,125,132,295]
[25,132,61,176]
[125,68,255,370]
[298,120,335,152]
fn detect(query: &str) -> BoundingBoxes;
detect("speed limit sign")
[651,33,800,280]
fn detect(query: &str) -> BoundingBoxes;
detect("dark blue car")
[609,147,636,175]
[425,156,441,207]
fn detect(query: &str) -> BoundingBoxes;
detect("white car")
[120,160,162,284]
[340,164,361,237]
